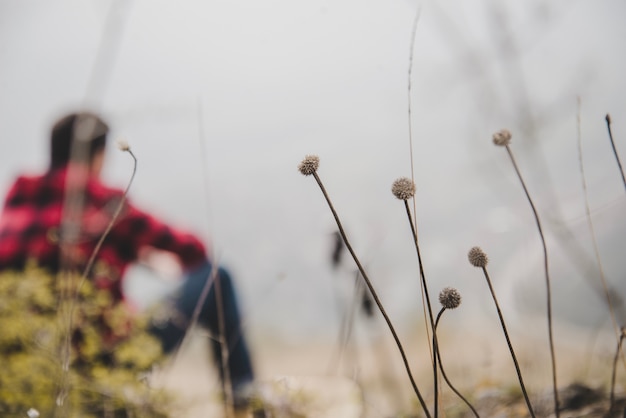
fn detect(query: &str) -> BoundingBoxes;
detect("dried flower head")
[492,129,512,146]
[606,114,612,124]
[298,155,319,176]
[391,177,416,200]
[439,287,461,309]
[468,246,488,268]
[116,139,130,152]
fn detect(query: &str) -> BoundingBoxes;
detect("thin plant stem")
[194,99,233,416]
[504,144,559,417]
[172,261,235,416]
[577,100,621,343]
[214,269,234,418]
[610,328,626,412]
[56,149,137,414]
[433,309,480,418]
[406,5,433,367]
[402,199,437,412]
[481,266,536,418]
[403,200,436,347]
[311,171,431,418]
[605,114,626,191]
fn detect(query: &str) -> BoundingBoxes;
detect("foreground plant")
[299,155,432,418]
[57,138,138,414]
[433,287,479,418]
[468,246,536,418]
[493,129,559,417]
[0,266,173,417]
[392,178,436,358]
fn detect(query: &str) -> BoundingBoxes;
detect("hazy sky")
[1,0,625,343]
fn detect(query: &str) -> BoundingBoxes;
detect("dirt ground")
[151,318,626,418]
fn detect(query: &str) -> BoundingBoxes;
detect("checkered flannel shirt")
[0,167,207,301]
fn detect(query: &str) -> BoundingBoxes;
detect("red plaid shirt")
[0,167,207,301]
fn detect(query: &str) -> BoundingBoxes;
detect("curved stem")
[311,172,431,418]
[482,267,536,418]
[505,145,558,417]
[57,150,137,413]
[433,309,480,418]
[605,115,626,191]
[433,309,441,418]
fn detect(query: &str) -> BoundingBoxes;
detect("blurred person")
[0,111,257,413]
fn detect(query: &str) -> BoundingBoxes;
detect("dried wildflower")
[391,177,416,200]
[298,155,319,176]
[492,129,512,146]
[439,287,461,310]
[117,139,130,152]
[468,246,488,268]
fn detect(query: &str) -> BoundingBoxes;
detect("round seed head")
[439,287,461,309]
[468,246,488,268]
[298,155,319,176]
[492,129,512,146]
[391,177,416,200]
[116,139,131,152]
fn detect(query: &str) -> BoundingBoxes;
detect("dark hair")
[50,112,109,168]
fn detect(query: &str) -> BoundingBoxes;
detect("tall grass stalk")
[299,155,432,418]
[468,247,536,418]
[494,130,559,417]
[433,291,480,418]
[406,6,434,363]
[605,114,626,191]
[194,98,234,417]
[577,100,621,344]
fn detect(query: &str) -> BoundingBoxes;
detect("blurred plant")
[57,138,138,415]
[468,246,536,418]
[433,287,480,418]
[605,114,626,191]
[610,327,626,413]
[0,265,174,417]
[299,155,432,418]
[493,129,559,417]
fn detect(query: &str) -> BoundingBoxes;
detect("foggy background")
[1,0,625,350]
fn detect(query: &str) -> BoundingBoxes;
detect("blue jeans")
[149,261,254,398]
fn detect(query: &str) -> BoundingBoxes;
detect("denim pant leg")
[150,261,254,394]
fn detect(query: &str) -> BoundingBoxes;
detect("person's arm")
[107,201,209,272]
